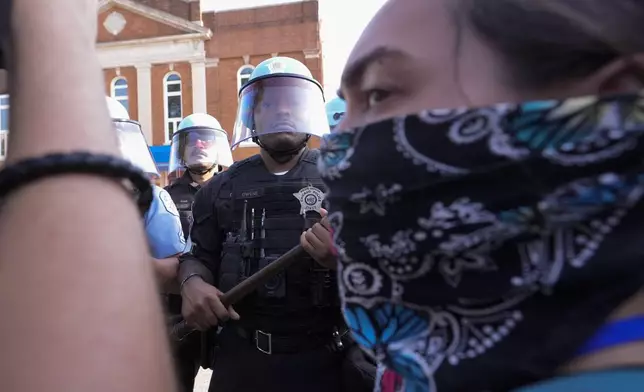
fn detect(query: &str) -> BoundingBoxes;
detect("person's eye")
[366,89,391,109]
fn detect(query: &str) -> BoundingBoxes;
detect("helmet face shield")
[169,127,233,172]
[114,120,159,178]
[231,76,330,149]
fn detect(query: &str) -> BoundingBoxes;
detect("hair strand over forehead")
[455,0,644,88]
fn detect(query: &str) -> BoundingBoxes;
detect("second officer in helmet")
[177,57,342,392]
[166,113,233,242]
[325,96,346,132]
[165,113,233,392]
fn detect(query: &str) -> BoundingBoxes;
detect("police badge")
[267,60,286,74]
[293,185,325,215]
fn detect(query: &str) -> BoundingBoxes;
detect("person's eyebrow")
[339,46,408,97]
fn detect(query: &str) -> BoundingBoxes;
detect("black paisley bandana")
[318,93,644,392]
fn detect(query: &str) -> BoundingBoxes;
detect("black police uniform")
[166,171,201,238]
[180,149,345,392]
[165,171,204,392]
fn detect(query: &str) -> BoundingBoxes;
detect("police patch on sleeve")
[178,227,186,245]
[159,189,180,217]
[293,185,325,215]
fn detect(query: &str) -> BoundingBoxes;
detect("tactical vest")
[165,173,201,316]
[215,150,339,334]
[166,173,200,239]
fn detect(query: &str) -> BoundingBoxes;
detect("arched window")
[110,77,129,112]
[0,95,8,159]
[236,65,258,147]
[164,73,182,142]
[237,65,254,92]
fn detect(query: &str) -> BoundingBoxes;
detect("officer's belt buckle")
[254,330,272,355]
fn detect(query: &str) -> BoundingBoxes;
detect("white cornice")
[98,0,211,39]
[304,49,321,59]
[97,33,204,48]
[98,36,206,68]
[205,58,220,68]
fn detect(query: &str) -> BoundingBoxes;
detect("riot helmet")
[168,113,233,174]
[231,57,330,162]
[106,96,159,178]
[325,96,346,131]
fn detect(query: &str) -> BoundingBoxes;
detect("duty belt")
[232,326,346,355]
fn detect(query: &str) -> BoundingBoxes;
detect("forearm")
[0,3,175,392]
[8,1,116,160]
[153,257,180,294]
[0,181,174,391]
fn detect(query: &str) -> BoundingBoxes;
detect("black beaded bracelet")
[0,152,152,208]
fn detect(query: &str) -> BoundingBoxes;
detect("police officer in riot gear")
[178,57,341,392]
[166,113,234,240]
[165,113,233,392]
[106,96,186,286]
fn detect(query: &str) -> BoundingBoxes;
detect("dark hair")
[456,0,644,88]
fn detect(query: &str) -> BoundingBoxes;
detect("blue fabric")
[577,316,644,356]
[514,370,644,392]
[150,145,171,171]
[144,185,186,258]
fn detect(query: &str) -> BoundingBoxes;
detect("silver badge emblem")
[293,185,325,215]
[267,60,286,74]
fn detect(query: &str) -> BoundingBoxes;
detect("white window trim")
[163,72,183,144]
[236,65,255,94]
[110,76,129,109]
[236,65,257,148]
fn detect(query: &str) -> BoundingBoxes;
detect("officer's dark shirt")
[165,171,206,317]
[165,171,202,239]
[178,149,339,334]
[177,170,223,285]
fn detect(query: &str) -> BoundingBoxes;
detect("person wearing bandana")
[316,0,644,391]
[165,113,233,392]
[177,57,344,392]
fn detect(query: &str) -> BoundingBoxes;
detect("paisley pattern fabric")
[318,93,644,392]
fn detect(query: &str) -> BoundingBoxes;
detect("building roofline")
[202,0,316,15]
[98,0,212,39]
[97,33,206,49]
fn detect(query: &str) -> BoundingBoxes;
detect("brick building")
[0,0,323,183]
[99,0,323,185]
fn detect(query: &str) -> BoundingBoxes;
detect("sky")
[201,0,387,99]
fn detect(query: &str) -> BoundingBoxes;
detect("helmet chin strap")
[187,163,217,176]
[253,135,310,164]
